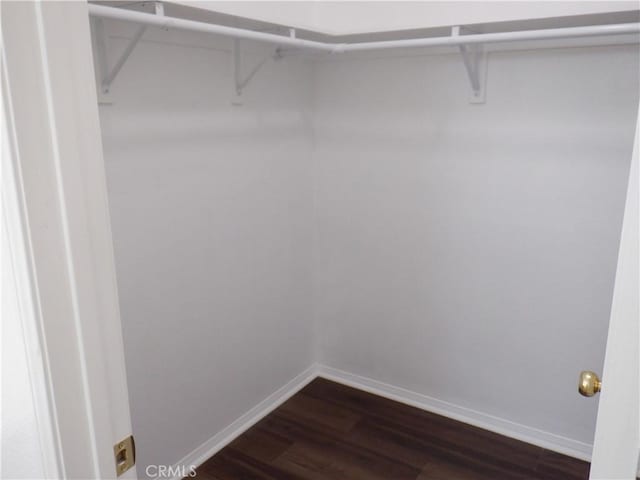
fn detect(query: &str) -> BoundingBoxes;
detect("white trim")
[1,51,64,479]
[165,364,319,480]
[166,362,592,479]
[316,365,593,462]
[2,3,135,477]
[34,4,102,473]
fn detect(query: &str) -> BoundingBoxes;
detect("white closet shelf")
[88,3,639,103]
[89,3,639,53]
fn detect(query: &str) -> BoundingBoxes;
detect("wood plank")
[277,392,362,434]
[303,379,544,474]
[345,418,436,469]
[535,449,591,480]
[225,427,293,463]
[201,448,304,480]
[350,416,540,479]
[273,435,421,480]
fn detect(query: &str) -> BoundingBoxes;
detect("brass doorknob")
[578,371,601,397]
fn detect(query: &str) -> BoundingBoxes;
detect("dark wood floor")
[192,378,590,480]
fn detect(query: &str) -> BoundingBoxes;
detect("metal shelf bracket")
[93,3,170,97]
[452,26,487,104]
[231,38,279,105]
[100,24,147,94]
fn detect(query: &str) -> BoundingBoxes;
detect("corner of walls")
[308,58,323,368]
[98,25,637,476]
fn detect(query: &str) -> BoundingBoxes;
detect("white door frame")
[2,2,135,478]
[589,104,640,479]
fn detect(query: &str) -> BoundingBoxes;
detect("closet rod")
[88,4,640,54]
[88,4,332,52]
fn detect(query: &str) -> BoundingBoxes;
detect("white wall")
[312,44,639,447]
[97,23,315,476]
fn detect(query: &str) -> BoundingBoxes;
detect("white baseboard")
[316,364,593,462]
[163,364,319,480]
[163,362,593,479]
